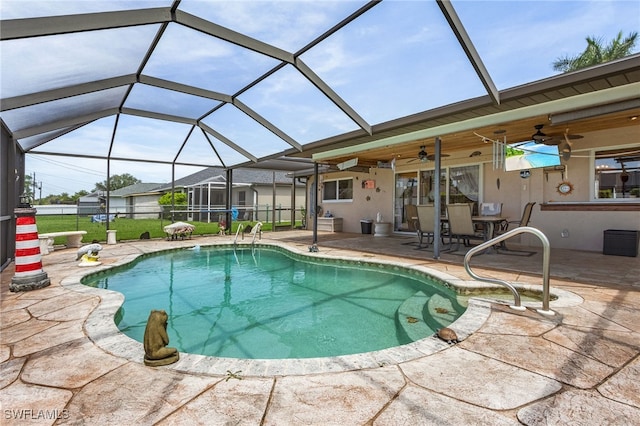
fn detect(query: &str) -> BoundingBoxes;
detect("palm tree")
[552,31,638,72]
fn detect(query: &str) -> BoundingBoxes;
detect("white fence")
[34,205,78,215]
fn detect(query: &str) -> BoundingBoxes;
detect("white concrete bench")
[39,231,87,255]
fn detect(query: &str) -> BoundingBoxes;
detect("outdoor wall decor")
[362,179,376,189]
[556,181,574,195]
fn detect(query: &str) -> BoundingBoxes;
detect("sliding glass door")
[394,172,418,231]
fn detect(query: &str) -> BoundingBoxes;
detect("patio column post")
[433,136,442,259]
[313,162,318,244]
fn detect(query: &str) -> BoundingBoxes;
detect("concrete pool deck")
[1,230,639,424]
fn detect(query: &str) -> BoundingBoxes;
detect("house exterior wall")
[131,195,161,219]
[310,168,395,234]
[313,126,639,252]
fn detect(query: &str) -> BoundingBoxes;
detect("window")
[417,165,479,215]
[323,178,353,201]
[594,147,640,200]
[449,165,479,206]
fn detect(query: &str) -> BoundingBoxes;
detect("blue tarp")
[91,214,115,223]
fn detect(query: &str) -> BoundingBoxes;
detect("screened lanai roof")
[2,0,640,183]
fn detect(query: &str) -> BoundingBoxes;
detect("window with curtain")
[449,165,479,205]
[418,165,479,215]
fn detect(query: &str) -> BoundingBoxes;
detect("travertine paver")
[543,325,640,368]
[597,355,640,408]
[0,357,25,388]
[579,299,640,333]
[0,308,31,328]
[25,291,96,318]
[1,318,58,344]
[2,234,640,425]
[59,362,216,425]
[0,381,73,426]
[158,377,274,425]
[400,346,561,410]
[373,384,519,425]
[474,307,558,336]
[264,366,405,425]
[465,333,614,389]
[557,304,635,332]
[11,285,69,300]
[21,338,127,388]
[1,296,40,312]
[37,296,99,321]
[0,345,10,362]
[517,389,640,425]
[12,320,86,357]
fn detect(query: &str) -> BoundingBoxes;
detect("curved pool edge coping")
[61,240,583,377]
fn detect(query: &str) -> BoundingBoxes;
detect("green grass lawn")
[35,215,298,245]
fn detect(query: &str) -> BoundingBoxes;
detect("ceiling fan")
[407,145,450,163]
[532,124,557,145]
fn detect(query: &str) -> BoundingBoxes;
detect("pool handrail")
[250,222,263,244]
[463,226,554,316]
[234,223,242,244]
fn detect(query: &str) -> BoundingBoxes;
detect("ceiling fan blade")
[562,145,572,161]
[541,136,560,146]
[561,133,572,161]
[564,134,584,140]
[426,153,451,160]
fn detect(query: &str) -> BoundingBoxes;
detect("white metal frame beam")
[0,8,171,40]
[437,0,500,105]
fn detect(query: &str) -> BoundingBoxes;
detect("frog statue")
[143,309,180,366]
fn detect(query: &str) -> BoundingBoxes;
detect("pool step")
[396,291,436,342]
[425,294,459,330]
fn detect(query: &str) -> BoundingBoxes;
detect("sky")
[2,0,639,198]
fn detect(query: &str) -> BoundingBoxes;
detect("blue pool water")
[82,246,464,359]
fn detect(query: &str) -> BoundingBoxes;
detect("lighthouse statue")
[10,194,50,292]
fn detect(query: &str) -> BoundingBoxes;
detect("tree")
[94,173,141,191]
[158,192,187,205]
[22,173,34,200]
[552,31,638,73]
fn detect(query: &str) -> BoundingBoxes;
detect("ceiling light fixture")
[418,146,428,163]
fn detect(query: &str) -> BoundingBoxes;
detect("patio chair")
[405,204,419,233]
[415,205,436,248]
[476,202,503,233]
[480,202,502,216]
[497,202,536,249]
[446,203,484,251]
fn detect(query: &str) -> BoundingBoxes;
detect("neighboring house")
[78,191,112,216]
[157,167,306,223]
[86,168,305,223]
[115,183,166,219]
[79,184,165,218]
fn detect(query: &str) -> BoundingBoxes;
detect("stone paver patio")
[1,231,639,425]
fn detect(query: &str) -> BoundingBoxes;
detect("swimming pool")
[81,245,465,359]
